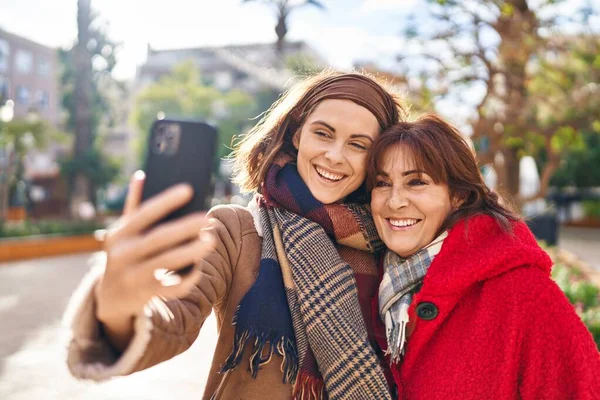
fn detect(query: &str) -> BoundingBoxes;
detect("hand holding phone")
[140,119,218,275]
[93,119,218,350]
[95,174,214,350]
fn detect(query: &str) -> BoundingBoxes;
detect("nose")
[388,188,409,210]
[325,143,344,165]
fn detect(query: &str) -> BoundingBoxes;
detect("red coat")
[373,215,600,400]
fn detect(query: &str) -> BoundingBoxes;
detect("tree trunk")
[504,147,520,202]
[0,148,14,220]
[275,9,287,56]
[71,0,94,214]
[492,0,539,202]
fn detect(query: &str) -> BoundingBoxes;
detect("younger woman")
[66,71,404,399]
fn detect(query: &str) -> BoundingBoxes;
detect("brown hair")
[367,114,520,232]
[231,69,405,192]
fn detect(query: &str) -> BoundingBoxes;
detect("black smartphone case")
[141,118,218,223]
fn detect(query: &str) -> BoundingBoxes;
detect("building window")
[0,77,8,101]
[35,90,50,109]
[16,86,30,105]
[15,50,33,74]
[0,39,9,72]
[38,59,51,76]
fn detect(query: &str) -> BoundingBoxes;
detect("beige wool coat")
[65,204,296,399]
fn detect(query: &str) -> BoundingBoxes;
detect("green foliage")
[0,219,104,239]
[552,262,600,348]
[58,4,123,203]
[0,117,51,212]
[580,308,600,348]
[551,130,600,187]
[401,0,599,199]
[60,147,121,188]
[0,118,47,154]
[131,61,257,167]
[504,136,525,150]
[501,3,515,16]
[58,22,121,136]
[285,54,322,75]
[550,126,584,153]
[530,35,600,169]
[582,200,600,218]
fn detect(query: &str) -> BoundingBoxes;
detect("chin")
[309,185,345,205]
[387,243,416,258]
[315,194,340,205]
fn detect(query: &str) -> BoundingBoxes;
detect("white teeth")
[315,166,344,181]
[389,219,418,227]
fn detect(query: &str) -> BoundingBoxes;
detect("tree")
[242,0,325,55]
[59,0,122,209]
[0,115,47,219]
[131,61,256,169]
[550,128,600,188]
[528,34,600,193]
[398,0,599,204]
[356,63,435,114]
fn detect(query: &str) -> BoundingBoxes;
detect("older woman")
[369,114,600,399]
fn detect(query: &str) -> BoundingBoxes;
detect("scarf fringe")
[384,301,409,363]
[221,327,299,384]
[293,371,327,400]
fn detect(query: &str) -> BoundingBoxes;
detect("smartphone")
[141,118,218,275]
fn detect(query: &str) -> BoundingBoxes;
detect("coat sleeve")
[517,272,600,400]
[64,205,256,381]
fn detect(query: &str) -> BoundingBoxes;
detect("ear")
[451,193,466,210]
[292,129,301,150]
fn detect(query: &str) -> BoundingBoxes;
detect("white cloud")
[357,0,419,14]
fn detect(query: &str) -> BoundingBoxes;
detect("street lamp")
[0,100,14,123]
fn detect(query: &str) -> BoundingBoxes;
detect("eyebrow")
[402,170,425,176]
[377,169,426,177]
[309,120,375,142]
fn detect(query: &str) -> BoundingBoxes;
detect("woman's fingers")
[139,236,212,279]
[135,213,209,260]
[117,183,194,238]
[123,170,146,216]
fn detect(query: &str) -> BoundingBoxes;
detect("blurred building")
[133,41,324,202]
[136,41,323,93]
[0,27,60,125]
[0,28,68,218]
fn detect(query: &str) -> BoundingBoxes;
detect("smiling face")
[293,99,380,204]
[371,145,459,258]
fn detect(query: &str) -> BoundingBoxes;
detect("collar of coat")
[419,214,552,297]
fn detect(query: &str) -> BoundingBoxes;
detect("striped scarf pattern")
[222,154,391,399]
[378,232,447,363]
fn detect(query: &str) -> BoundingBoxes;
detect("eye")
[408,178,427,186]
[349,142,368,151]
[314,130,330,138]
[375,179,391,188]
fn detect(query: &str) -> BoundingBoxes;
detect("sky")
[0,0,421,80]
[0,0,595,127]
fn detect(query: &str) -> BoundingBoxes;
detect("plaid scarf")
[221,154,391,400]
[378,232,447,363]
